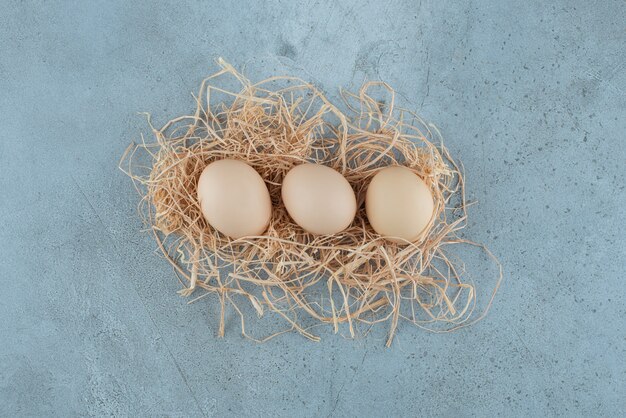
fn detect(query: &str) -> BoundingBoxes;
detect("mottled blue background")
[1,0,624,416]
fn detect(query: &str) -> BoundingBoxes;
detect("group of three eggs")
[197,159,435,244]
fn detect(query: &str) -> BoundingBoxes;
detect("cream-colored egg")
[365,166,434,244]
[197,159,272,239]
[281,163,357,235]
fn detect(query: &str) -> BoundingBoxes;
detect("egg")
[281,163,357,235]
[197,159,272,239]
[365,166,434,244]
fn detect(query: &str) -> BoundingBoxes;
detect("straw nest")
[120,58,502,346]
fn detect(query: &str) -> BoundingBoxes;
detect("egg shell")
[365,166,434,244]
[281,163,357,235]
[197,159,272,239]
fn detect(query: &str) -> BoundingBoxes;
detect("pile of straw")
[120,59,501,346]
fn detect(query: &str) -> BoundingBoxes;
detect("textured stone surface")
[1,0,624,416]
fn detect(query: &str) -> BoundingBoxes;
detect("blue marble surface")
[1,0,624,416]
